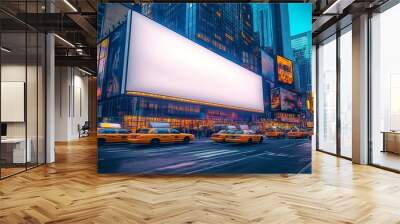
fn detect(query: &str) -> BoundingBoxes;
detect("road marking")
[279,143,303,149]
[137,145,191,153]
[194,140,213,143]
[297,143,311,147]
[156,161,196,171]
[193,150,237,158]
[181,150,258,165]
[102,149,130,153]
[186,150,295,174]
[296,162,312,174]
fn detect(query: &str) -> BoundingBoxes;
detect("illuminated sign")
[125,12,264,113]
[97,38,109,100]
[307,92,314,114]
[280,88,298,112]
[271,88,281,110]
[275,112,300,123]
[270,88,299,112]
[277,55,294,85]
[105,21,129,98]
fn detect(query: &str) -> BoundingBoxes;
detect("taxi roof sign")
[99,123,121,128]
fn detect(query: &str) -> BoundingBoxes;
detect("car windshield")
[137,128,150,134]
[218,130,227,134]
[117,129,130,134]
[99,128,119,134]
[244,130,255,134]
[170,129,180,134]
[98,129,110,134]
[235,130,244,134]
[155,128,170,134]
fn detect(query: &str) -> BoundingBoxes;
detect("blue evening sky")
[288,3,312,36]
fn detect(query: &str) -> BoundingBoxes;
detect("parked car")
[97,128,131,145]
[287,127,311,139]
[128,128,195,145]
[210,130,236,143]
[225,130,264,144]
[265,127,286,139]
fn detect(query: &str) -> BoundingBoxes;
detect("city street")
[98,138,311,174]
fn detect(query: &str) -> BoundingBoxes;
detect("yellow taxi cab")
[210,130,236,143]
[265,127,286,139]
[97,128,131,145]
[128,128,195,145]
[307,129,314,137]
[225,130,264,144]
[287,127,311,139]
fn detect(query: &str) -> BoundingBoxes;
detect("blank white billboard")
[126,12,264,113]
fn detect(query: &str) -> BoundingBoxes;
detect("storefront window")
[371,4,400,171]
[0,2,46,179]
[1,31,28,177]
[317,35,337,154]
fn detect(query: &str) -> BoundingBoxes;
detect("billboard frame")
[125,11,264,113]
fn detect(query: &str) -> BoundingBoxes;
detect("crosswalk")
[100,140,309,161]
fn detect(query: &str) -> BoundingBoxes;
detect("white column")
[46,32,55,163]
[312,45,317,151]
[54,67,72,141]
[352,14,369,164]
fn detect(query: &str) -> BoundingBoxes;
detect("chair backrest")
[82,121,90,129]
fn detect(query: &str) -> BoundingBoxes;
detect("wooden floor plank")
[0,137,399,223]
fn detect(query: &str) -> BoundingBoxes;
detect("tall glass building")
[141,3,258,73]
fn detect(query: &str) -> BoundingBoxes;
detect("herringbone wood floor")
[1,137,400,224]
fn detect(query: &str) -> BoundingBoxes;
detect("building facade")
[291,31,312,93]
[97,3,312,131]
[141,3,259,73]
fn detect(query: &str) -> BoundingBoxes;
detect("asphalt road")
[98,138,311,174]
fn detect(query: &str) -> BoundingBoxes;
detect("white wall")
[1,64,43,137]
[72,73,89,138]
[1,63,46,163]
[55,67,69,141]
[1,65,26,138]
[54,67,89,141]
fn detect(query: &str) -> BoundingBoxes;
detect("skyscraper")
[252,4,274,49]
[277,4,294,61]
[291,31,312,93]
[140,3,258,73]
[237,3,258,72]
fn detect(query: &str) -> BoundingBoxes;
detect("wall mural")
[97,3,313,174]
